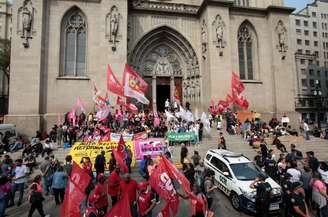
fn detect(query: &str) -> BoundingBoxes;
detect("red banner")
[105,193,131,217]
[107,64,124,96]
[149,160,180,215]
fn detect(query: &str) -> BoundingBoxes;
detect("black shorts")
[207,197,214,211]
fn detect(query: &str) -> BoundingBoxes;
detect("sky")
[284,0,314,12]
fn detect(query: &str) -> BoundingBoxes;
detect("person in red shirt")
[89,173,108,216]
[107,165,121,206]
[137,182,157,217]
[119,173,140,217]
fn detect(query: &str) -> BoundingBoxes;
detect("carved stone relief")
[275,20,288,58]
[106,6,122,51]
[212,14,226,56]
[201,19,208,60]
[17,0,36,48]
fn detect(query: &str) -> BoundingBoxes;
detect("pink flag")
[76,97,86,113]
[126,103,138,113]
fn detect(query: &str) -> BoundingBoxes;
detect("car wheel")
[230,192,241,211]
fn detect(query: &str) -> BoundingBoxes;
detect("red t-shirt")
[137,191,155,216]
[92,183,108,209]
[119,179,139,205]
[108,171,121,196]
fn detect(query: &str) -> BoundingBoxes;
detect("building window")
[235,0,249,6]
[317,61,320,65]
[238,22,257,80]
[296,19,300,26]
[296,29,301,34]
[301,69,306,75]
[309,59,313,65]
[309,69,314,75]
[301,59,306,64]
[304,21,308,27]
[304,30,309,36]
[314,51,319,57]
[297,39,302,45]
[310,79,315,87]
[297,49,302,53]
[60,8,87,77]
[305,40,310,46]
[313,31,317,37]
[312,12,316,17]
[302,79,308,87]
[313,22,317,29]
[306,50,311,54]
[314,41,318,47]
[317,70,321,77]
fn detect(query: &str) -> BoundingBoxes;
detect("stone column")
[152,76,157,110]
[170,76,175,102]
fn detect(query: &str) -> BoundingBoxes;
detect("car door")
[209,156,231,195]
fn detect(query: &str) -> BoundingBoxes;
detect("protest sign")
[167,132,196,142]
[69,141,136,169]
[110,133,133,141]
[134,138,167,160]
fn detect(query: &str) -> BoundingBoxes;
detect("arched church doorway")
[129,26,200,111]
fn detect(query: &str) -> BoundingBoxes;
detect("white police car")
[204,149,282,214]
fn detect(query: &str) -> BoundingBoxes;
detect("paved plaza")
[5,128,328,217]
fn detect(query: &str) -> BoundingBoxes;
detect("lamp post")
[313,79,322,129]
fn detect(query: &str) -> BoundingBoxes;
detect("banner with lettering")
[69,141,136,169]
[134,138,168,160]
[167,132,197,142]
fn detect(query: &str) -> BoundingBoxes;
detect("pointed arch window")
[61,9,86,76]
[238,24,255,80]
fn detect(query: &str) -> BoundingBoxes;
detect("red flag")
[107,65,124,96]
[99,131,111,142]
[218,100,229,109]
[117,135,127,158]
[226,94,234,105]
[105,193,131,217]
[162,156,192,196]
[232,72,245,95]
[149,160,180,215]
[123,64,149,104]
[116,96,125,106]
[113,149,128,174]
[60,179,85,217]
[174,86,181,104]
[70,162,92,192]
[126,103,138,113]
[235,95,249,110]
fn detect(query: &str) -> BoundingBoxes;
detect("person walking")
[119,173,141,217]
[39,157,52,195]
[9,159,29,206]
[311,172,328,217]
[27,176,50,217]
[56,125,63,148]
[180,143,188,164]
[51,166,67,205]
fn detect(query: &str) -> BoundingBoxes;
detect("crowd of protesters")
[1,100,328,217]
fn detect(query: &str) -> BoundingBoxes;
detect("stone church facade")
[6,0,297,136]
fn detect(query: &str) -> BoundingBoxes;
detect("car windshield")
[230,162,263,181]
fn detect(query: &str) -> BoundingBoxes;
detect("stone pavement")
[6,128,328,217]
